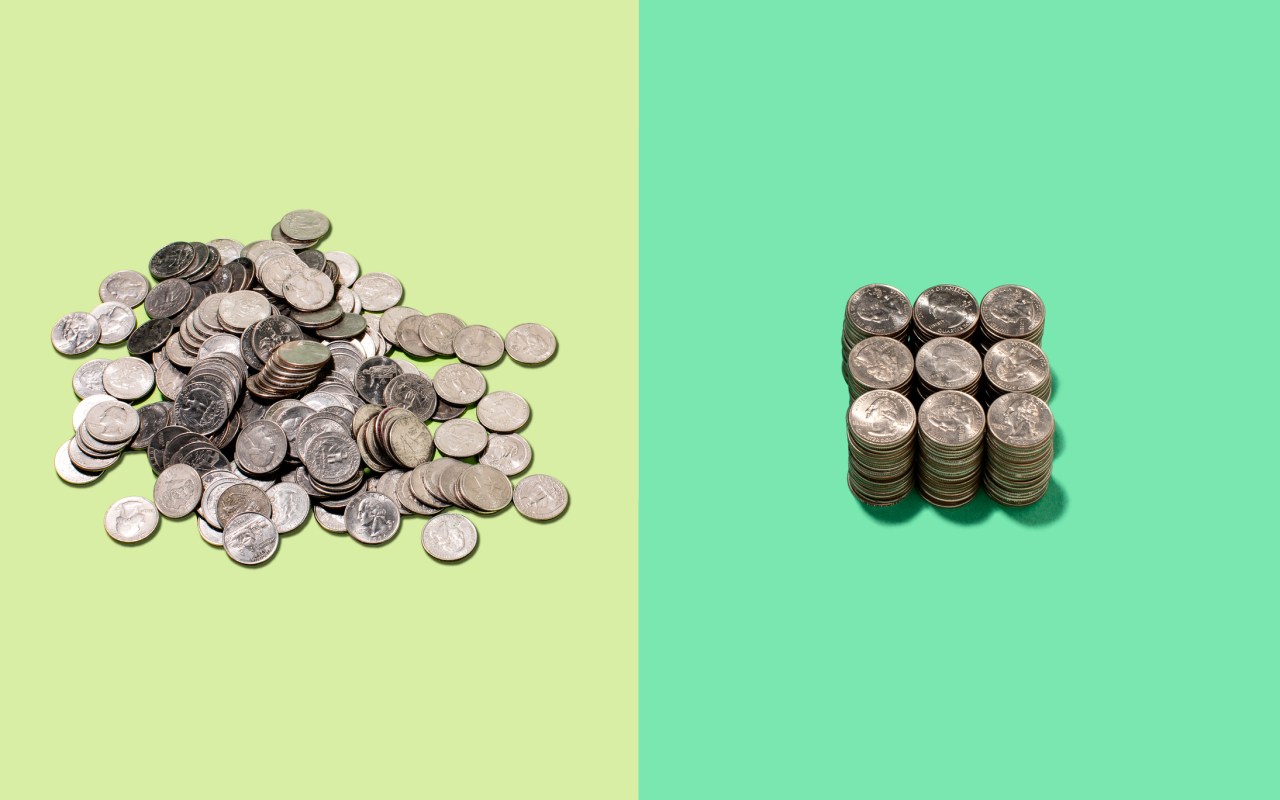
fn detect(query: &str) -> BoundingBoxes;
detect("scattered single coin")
[105,497,160,543]
[435,418,489,458]
[504,323,557,365]
[351,273,403,312]
[421,514,478,561]
[476,391,530,433]
[223,512,279,565]
[512,474,568,521]
[52,312,101,355]
[102,357,155,401]
[73,359,111,399]
[479,433,532,476]
[454,325,506,367]
[99,270,151,307]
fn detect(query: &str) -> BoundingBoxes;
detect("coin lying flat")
[105,497,160,543]
[843,284,910,360]
[223,512,279,565]
[102,357,154,401]
[476,391,530,433]
[979,284,1045,352]
[154,463,202,518]
[911,284,979,347]
[345,492,401,544]
[99,270,151,307]
[421,514,478,561]
[512,474,568,521]
[73,359,111,399]
[846,389,916,506]
[845,336,913,399]
[983,338,1051,403]
[984,392,1054,506]
[52,312,100,355]
[454,325,506,367]
[91,302,137,344]
[505,323,557,365]
[916,390,985,507]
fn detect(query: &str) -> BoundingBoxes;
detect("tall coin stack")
[846,389,916,506]
[978,284,1045,354]
[910,284,979,350]
[843,284,910,363]
[844,336,913,399]
[914,337,982,403]
[916,391,985,507]
[984,392,1054,506]
[982,339,1052,405]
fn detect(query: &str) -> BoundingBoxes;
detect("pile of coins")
[983,393,1054,506]
[916,391,986,507]
[846,389,917,506]
[982,339,1052,404]
[841,282,1055,508]
[978,284,1045,353]
[52,210,570,566]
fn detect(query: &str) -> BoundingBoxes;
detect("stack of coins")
[984,392,1054,506]
[844,336,913,398]
[978,284,1045,353]
[983,339,1052,404]
[62,398,141,481]
[914,337,982,402]
[910,284,979,349]
[356,406,438,471]
[842,284,910,361]
[247,340,333,400]
[846,389,916,506]
[916,391,985,507]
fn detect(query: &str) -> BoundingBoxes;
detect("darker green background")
[641,2,1277,797]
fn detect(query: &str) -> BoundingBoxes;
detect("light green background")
[1,2,636,797]
[641,1,1277,797]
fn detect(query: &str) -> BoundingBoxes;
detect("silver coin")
[283,267,336,312]
[324,251,361,287]
[844,284,911,340]
[235,419,289,475]
[84,399,140,444]
[208,238,244,264]
[197,515,224,546]
[987,392,1054,448]
[267,482,310,534]
[504,323,557,364]
[418,313,465,355]
[980,284,1045,338]
[105,496,160,543]
[915,337,982,393]
[476,391,530,433]
[51,312,100,355]
[457,464,513,513]
[479,433,532,476]
[512,474,568,521]
[453,325,506,367]
[421,514,478,561]
[434,418,489,457]
[217,290,272,331]
[378,306,420,347]
[72,393,116,431]
[345,492,401,545]
[55,440,100,485]
[99,270,150,307]
[101,357,155,401]
[433,363,487,405]
[351,273,403,312]
[154,463,202,518]
[313,505,348,532]
[90,302,137,344]
[217,483,273,525]
[280,209,331,241]
[223,512,279,565]
[73,359,111,399]
[302,432,361,484]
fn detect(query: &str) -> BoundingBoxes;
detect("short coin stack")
[982,339,1051,404]
[983,393,1054,506]
[916,391,985,507]
[846,389,916,506]
[914,337,982,403]
[910,284,979,349]
[52,210,570,566]
[978,284,1045,353]
[842,284,910,362]
[844,336,913,399]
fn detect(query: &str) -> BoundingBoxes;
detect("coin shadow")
[855,489,925,525]
[931,493,997,525]
[430,533,481,565]
[1050,367,1062,401]
[997,478,1069,526]
[1053,420,1066,459]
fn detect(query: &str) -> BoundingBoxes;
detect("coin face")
[848,389,916,445]
[223,512,279,565]
[421,514,478,561]
[479,433,532,476]
[345,492,401,544]
[980,284,1045,336]
[73,359,111,399]
[433,363,486,405]
[984,339,1049,392]
[266,482,310,534]
[454,325,506,366]
[846,284,910,335]
[99,270,150,307]
[476,391,530,433]
[52,312,101,355]
[512,474,568,521]
[913,284,978,336]
[235,419,289,475]
[154,464,202,518]
[435,418,489,458]
[351,273,403,312]
[302,432,361,484]
[85,400,140,444]
[90,302,137,344]
[419,313,465,355]
[917,390,985,446]
[279,209,331,241]
[105,497,160,543]
[55,440,100,485]
[848,337,913,389]
[323,251,360,287]
[458,464,513,513]
[916,338,982,389]
[504,323,557,365]
[382,373,438,421]
[102,357,155,401]
[987,392,1053,447]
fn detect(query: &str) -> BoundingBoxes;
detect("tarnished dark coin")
[145,278,193,319]
[130,402,173,450]
[149,242,195,279]
[127,317,174,356]
[216,483,273,526]
[355,356,401,405]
